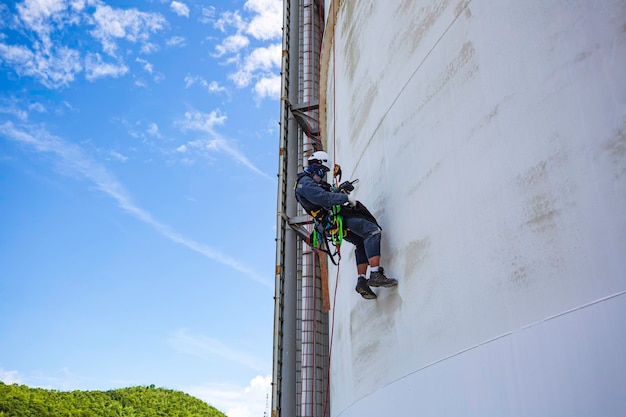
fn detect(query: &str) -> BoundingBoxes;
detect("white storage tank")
[320,1,626,415]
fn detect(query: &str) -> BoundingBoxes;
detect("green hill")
[0,382,227,417]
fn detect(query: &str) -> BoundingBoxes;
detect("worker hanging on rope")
[294,150,397,300]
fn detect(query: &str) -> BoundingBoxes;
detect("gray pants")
[342,216,381,265]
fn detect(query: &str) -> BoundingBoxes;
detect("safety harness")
[294,174,346,265]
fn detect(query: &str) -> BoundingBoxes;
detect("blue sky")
[0,1,281,416]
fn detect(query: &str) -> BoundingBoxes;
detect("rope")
[308,5,317,417]
[323,254,340,417]
[323,1,340,415]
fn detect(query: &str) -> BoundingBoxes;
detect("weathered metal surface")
[321,0,626,415]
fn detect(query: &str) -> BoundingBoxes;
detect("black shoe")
[368,267,398,288]
[355,277,377,299]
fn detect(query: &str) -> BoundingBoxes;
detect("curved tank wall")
[321,1,626,416]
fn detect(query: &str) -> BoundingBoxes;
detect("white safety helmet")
[307,150,331,171]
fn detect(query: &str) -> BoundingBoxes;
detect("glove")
[337,180,355,194]
[347,195,357,207]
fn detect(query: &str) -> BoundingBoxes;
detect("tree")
[0,382,227,417]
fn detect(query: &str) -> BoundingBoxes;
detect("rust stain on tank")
[446,40,475,79]
[455,0,472,19]
[485,104,499,122]
[402,0,450,53]
[517,161,560,235]
[341,0,374,82]
[404,238,431,279]
[518,161,548,187]
[526,193,559,233]
[350,302,394,387]
[605,124,626,179]
[396,0,470,55]
[417,41,476,112]
[410,161,442,194]
[606,125,626,159]
[451,41,476,79]
[511,265,528,286]
[350,83,377,142]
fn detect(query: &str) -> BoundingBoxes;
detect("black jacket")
[294,172,349,218]
[294,172,380,228]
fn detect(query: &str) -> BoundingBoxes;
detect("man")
[294,150,397,299]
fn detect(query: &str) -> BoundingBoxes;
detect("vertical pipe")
[299,2,321,415]
[272,0,298,415]
[275,1,328,416]
[281,0,300,415]
[300,1,312,415]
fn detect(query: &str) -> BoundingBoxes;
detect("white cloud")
[214,34,249,57]
[199,6,216,24]
[184,75,227,94]
[69,0,86,13]
[107,150,128,162]
[118,118,141,139]
[166,35,186,47]
[247,43,281,71]
[170,1,189,18]
[84,53,128,81]
[169,329,266,371]
[209,0,282,100]
[90,4,167,56]
[0,368,22,385]
[229,43,281,88]
[17,0,66,24]
[139,42,160,54]
[0,43,82,89]
[229,70,250,90]
[206,80,227,94]
[178,110,272,179]
[0,100,45,121]
[0,100,29,121]
[0,366,88,391]
[136,57,153,73]
[28,102,47,114]
[244,0,282,40]
[185,375,271,417]
[195,136,271,179]
[254,75,281,100]
[214,10,246,33]
[62,100,76,112]
[184,74,195,88]
[16,0,71,50]
[147,122,160,137]
[1,2,168,87]
[0,122,270,286]
[181,109,227,131]
[0,43,34,65]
